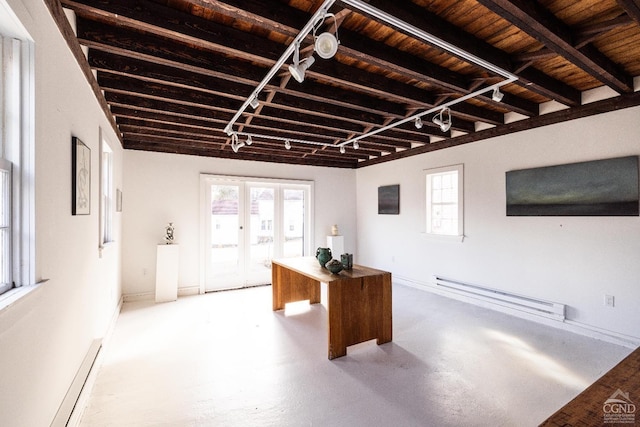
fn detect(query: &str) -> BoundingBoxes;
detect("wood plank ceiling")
[51,0,640,168]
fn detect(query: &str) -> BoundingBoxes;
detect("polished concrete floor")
[80,284,631,427]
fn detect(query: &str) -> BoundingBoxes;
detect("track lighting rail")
[223,0,518,154]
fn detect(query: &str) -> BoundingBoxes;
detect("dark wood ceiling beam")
[617,0,640,24]
[62,0,283,67]
[515,14,635,66]
[573,14,635,47]
[476,0,634,94]
[338,0,580,107]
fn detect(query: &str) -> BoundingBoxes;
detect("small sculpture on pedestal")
[331,224,339,236]
[165,222,175,244]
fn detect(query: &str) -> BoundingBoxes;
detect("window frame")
[425,164,464,240]
[99,130,114,248]
[0,15,36,300]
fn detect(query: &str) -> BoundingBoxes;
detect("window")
[426,164,464,237]
[0,160,11,294]
[100,135,114,245]
[0,6,36,298]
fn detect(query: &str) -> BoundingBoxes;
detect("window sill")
[421,233,465,243]
[0,280,47,315]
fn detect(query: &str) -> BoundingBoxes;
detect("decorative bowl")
[325,259,344,274]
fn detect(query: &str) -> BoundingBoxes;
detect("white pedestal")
[326,235,344,259]
[156,244,179,303]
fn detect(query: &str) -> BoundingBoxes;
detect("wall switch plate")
[605,294,615,307]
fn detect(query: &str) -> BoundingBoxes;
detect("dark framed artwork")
[378,184,400,215]
[72,136,91,215]
[506,156,639,216]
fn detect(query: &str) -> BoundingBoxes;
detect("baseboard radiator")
[433,276,566,321]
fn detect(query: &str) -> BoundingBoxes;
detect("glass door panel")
[283,188,305,258]
[246,186,275,286]
[208,184,243,290]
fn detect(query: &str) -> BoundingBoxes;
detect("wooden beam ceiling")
[45,0,640,168]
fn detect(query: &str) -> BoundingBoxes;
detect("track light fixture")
[313,13,340,59]
[246,135,253,145]
[353,141,359,150]
[414,117,423,129]
[230,132,245,153]
[492,87,504,102]
[249,95,259,109]
[340,146,346,154]
[432,107,452,133]
[284,140,291,150]
[288,42,315,83]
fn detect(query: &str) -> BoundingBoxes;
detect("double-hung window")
[425,164,464,238]
[0,5,36,297]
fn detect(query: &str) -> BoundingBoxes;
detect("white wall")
[0,0,123,426]
[122,150,356,296]
[356,106,640,342]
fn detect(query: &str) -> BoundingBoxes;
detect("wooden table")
[272,256,392,359]
[540,346,640,426]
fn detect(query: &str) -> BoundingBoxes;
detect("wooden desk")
[540,346,640,426]
[272,257,392,359]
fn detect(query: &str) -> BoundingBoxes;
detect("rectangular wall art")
[506,156,639,216]
[72,136,91,215]
[378,184,400,215]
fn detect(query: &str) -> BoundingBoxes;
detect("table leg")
[327,273,392,359]
[272,262,321,311]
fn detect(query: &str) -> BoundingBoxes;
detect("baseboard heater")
[432,276,566,321]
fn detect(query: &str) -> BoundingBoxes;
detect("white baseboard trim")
[123,286,201,303]
[178,286,200,297]
[64,296,123,427]
[395,275,640,349]
[123,291,154,302]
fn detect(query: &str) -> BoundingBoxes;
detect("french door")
[201,175,312,292]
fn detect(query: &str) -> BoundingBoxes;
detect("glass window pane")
[284,189,305,258]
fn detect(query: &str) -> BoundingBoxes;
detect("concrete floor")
[80,284,631,427]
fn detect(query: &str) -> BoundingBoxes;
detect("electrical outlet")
[604,294,615,308]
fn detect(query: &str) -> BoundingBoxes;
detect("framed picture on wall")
[378,184,400,214]
[72,136,91,215]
